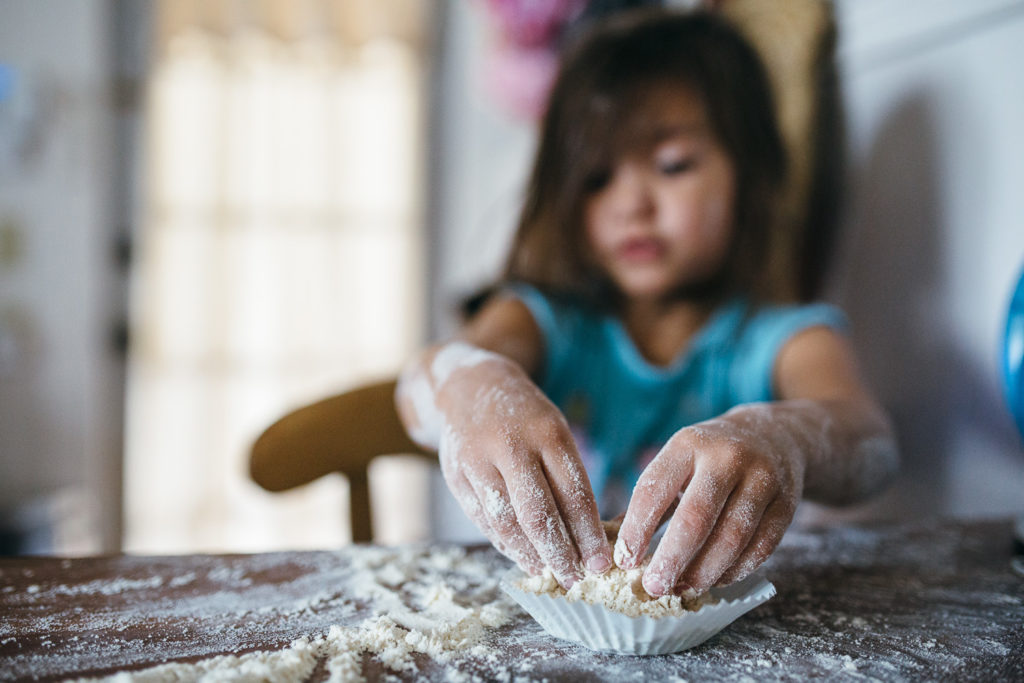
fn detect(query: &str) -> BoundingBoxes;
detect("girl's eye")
[658,157,697,176]
[583,169,611,193]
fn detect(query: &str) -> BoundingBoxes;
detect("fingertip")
[592,529,614,570]
[577,518,614,572]
[642,572,668,597]
[613,535,638,569]
[674,580,697,600]
[585,553,611,574]
[715,571,737,587]
[558,569,582,590]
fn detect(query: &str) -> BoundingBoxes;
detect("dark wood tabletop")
[2,517,1022,682]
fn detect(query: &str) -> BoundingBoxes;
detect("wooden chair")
[248,0,840,542]
[249,379,435,542]
[721,0,841,301]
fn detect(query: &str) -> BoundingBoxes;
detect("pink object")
[478,0,586,119]
[484,42,559,119]
[483,0,587,46]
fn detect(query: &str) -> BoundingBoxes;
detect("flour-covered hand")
[614,403,807,597]
[397,342,612,588]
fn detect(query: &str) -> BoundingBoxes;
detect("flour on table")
[73,638,321,683]
[72,545,519,683]
[8,519,1021,682]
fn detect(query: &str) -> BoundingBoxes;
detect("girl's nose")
[605,163,654,222]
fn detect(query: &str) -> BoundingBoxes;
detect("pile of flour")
[515,520,711,619]
[516,563,711,619]
[74,545,520,683]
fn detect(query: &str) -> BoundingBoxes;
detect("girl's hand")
[613,327,899,598]
[614,403,806,597]
[427,345,612,588]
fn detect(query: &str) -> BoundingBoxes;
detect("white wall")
[0,0,120,552]
[428,2,535,339]
[429,0,1024,527]
[822,0,1024,520]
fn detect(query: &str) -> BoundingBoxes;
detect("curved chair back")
[250,379,435,542]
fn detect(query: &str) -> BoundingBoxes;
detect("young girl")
[396,8,897,599]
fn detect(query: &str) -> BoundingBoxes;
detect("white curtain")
[125,0,430,553]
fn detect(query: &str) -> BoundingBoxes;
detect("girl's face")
[582,88,736,305]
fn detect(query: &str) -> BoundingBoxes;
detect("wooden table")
[2,518,1022,682]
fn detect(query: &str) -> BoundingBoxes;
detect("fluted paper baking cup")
[501,569,775,655]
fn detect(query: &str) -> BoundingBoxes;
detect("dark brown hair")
[502,8,787,310]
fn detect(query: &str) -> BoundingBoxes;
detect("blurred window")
[125,0,429,553]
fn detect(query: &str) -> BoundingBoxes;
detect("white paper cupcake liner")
[501,569,775,655]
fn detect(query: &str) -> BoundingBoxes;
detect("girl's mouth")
[617,236,666,262]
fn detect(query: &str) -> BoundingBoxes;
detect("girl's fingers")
[615,443,695,570]
[446,472,506,552]
[541,444,613,573]
[501,455,582,588]
[717,497,795,586]
[670,482,771,594]
[640,467,734,597]
[446,471,502,547]
[463,466,545,575]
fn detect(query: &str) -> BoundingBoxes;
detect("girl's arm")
[614,326,898,598]
[395,295,613,587]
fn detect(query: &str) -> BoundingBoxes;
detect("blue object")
[1004,264,1024,441]
[0,64,15,103]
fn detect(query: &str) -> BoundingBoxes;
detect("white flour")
[31,546,522,683]
[429,342,503,389]
[516,563,709,619]
[396,341,506,450]
[73,638,321,683]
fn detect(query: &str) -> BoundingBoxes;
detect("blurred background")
[1,0,1022,556]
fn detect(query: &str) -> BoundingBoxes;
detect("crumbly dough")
[516,564,712,619]
[515,522,714,619]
